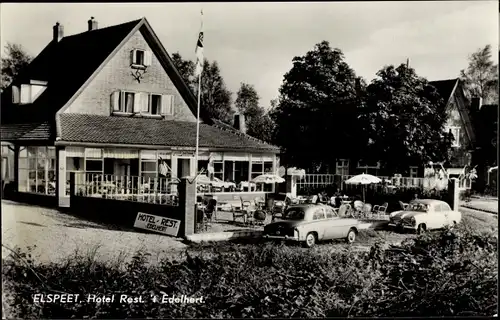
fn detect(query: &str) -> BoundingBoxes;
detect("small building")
[1,17,280,207]
[333,78,478,181]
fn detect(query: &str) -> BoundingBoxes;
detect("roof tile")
[59,114,280,152]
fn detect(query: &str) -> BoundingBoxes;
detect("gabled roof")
[429,78,476,146]
[58,114,280,153]
[1,18,212,125]
[429,79,458,106]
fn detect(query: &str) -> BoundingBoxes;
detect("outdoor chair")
[204,199,218,221]
[309,195,319,204]
[399,201,409,210]
[373,202,389,218]
[338,204,352,217]
[362,203,373,217]
[196,207,211,232]
[353,200,364,213]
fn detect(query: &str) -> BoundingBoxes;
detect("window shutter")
[141,93,149,113]
[11,86,20,104]
[130,50,136,65]
[144,51,152,66]
[20,84,31,104]
[161,95,173,115]
[110,91,120,112]
[133,93,141,113]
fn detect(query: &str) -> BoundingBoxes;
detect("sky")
[1,2,498,109]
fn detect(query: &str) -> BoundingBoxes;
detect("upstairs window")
[111,91,174,116]
[445,126,460,147]
[130,49,152,68]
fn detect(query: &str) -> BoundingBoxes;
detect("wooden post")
[178,177,196,237]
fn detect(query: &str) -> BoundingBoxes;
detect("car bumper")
[262,234,299,241]
[388,223,416,230]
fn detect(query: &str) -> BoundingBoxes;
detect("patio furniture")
[373,202,389,217]
[196,206,211,232]
[204,199,218,221]
[362,203,372,216]
[338,204,351,217]
[399,200,409,210]
[353,200,364,212]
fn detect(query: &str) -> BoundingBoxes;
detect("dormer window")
[130,49,152,69]
[12,80,47,104]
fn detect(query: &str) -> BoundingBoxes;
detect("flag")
[194,10,204,77]
[158,158,171,177]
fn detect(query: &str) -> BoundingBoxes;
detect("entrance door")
[177,158,191,178]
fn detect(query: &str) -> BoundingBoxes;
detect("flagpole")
[195,71,201,178]
[194,9,203,180]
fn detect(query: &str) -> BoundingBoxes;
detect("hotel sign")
[134,212,181,237]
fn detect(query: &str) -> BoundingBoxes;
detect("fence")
[70,173,179,206]
[68,173,197,237]
[296,174,472,195]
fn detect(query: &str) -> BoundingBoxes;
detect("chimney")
[88,17,98,31]
[233,113,247,134]
[53,22,64,42]
[472,97,483,111]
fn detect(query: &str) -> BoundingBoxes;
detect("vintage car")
[388,199,461,234]
[262,204,360,248]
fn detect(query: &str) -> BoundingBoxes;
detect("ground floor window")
[251,160,274,192]
[18,146,56,195]
[409,166,419,178]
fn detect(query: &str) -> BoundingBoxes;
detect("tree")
[358,63,452,174]
[170,52,195,89]
[1,43,32,90]
[171,53,233,123]
[235,83,275,142]
[271,41,363,172]
[460,44,498,105]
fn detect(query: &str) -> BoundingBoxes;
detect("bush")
[3,227,497,318]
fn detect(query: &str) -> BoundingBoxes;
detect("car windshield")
[284,208,305,220]
[406,202,429,212]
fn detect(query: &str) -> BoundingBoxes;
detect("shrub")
[3,226,497,318]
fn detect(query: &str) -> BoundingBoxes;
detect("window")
[336,159,349,176]
[213,161,223,180]
[150,94,161,115]
[409,166,418,178]
[111,91,173,116]
[357,160,380,175]
[251,160,273,192]
[130,49,152,68]
[224,161,234,182]
[313,208,325,220]
[18,146,56,195]
[440,203,451,212]
[325,207,335,219]
[445,126,460,147]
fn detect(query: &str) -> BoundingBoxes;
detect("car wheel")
[303,232,317,248]
[346,228,357,244]
[417,223,426,235]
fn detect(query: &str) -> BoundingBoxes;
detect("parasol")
[345,173,382,202]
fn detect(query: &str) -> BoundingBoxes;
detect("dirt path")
[1,200,189,265]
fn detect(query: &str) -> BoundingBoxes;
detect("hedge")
[2,226,497,318]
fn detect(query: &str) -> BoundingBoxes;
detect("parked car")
[388,199,461,234]
[262,204,360,248]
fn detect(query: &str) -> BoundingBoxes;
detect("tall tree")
[359,64,452,174]
[235,83,275,142]
[171,53,233,123]
[460,44,499,105]
[1,43,32,90]
[271,41,363,172]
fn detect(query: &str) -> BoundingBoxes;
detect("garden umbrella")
[195,174,212,185]
[252,174,285,184]
[345,173,382,202]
